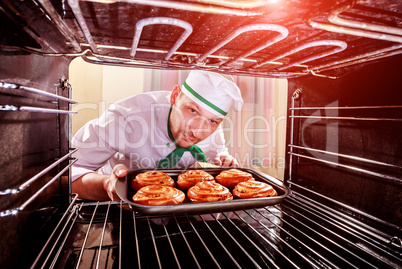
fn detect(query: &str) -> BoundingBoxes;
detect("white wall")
[69,57,144,135]
[102,65,144,107]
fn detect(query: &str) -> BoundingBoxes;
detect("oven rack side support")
[0,78,76,217]
[287,104,402,185]
[285,87,402,261]
[0,158,77,217]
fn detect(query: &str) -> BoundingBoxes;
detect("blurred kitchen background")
[69,58,288,180]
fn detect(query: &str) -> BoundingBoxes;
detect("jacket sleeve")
[71,109,122,181]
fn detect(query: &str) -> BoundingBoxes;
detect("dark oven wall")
[286,54,402,227]
[0,53,72,267]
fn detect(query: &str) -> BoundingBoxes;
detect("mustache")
[182,131,195,139]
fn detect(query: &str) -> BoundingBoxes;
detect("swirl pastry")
[187,181,233,203]
[132,171,174,191]
[215,169,253,188]
[233,180,277,199]
[177,170,215,190]
[132,185,185,205]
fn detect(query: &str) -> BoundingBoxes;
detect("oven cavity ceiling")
[1,0,401,78]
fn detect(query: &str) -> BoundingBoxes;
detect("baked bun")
[132,185,185,205]
[177,170,214,190]
[233,180,277,199]
[187,181,233,203]
[215,169,253,188]
[132,171,174,191]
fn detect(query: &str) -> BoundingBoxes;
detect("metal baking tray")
[115,167,289,215]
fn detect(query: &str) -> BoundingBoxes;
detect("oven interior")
[0,0,401,268]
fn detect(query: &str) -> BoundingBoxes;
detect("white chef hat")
[181,70,243,117]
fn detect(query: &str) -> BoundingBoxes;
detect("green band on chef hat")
[181,70,243,118]
[182,81,227,116]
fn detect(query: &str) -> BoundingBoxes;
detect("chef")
[71,70,243,201]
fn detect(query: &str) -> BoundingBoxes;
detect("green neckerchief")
[156,105,207,169]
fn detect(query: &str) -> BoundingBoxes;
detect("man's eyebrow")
[205,113,223,122]
[188,99,222,121]
[189,101,201,110]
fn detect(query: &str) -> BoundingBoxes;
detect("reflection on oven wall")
[69,58,288,180]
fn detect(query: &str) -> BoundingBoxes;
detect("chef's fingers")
[222,155,237,167]
[113,164,128,178]
[221,156,231,167]
[103,177,120,201]
[117,202,131,211]
[103,178,120,201]
[107,164,128,202]
[216,155,239,167]
[230,158,239,167]
[214,157,222,166]
[109,191,121,202]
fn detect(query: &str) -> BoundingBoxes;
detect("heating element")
[31,194,401,268]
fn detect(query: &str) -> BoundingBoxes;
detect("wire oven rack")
[30,192,401,269]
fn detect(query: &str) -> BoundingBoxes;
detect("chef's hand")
[214,155,239,167]
[103,164,128,201]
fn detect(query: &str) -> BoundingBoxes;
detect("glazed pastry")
[215,169,253,188]
[132,171,174,191]
[132,185,185,205]
[177,170,214,190]
[233,180,277,199]
[187,181,233,203]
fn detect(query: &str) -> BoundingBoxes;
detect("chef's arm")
[71,164,128,201]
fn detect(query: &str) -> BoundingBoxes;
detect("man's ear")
[170,85,181,104]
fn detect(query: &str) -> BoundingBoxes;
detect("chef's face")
[169,85,223,148]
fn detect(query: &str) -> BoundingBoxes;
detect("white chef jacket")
[71,91,229,181]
